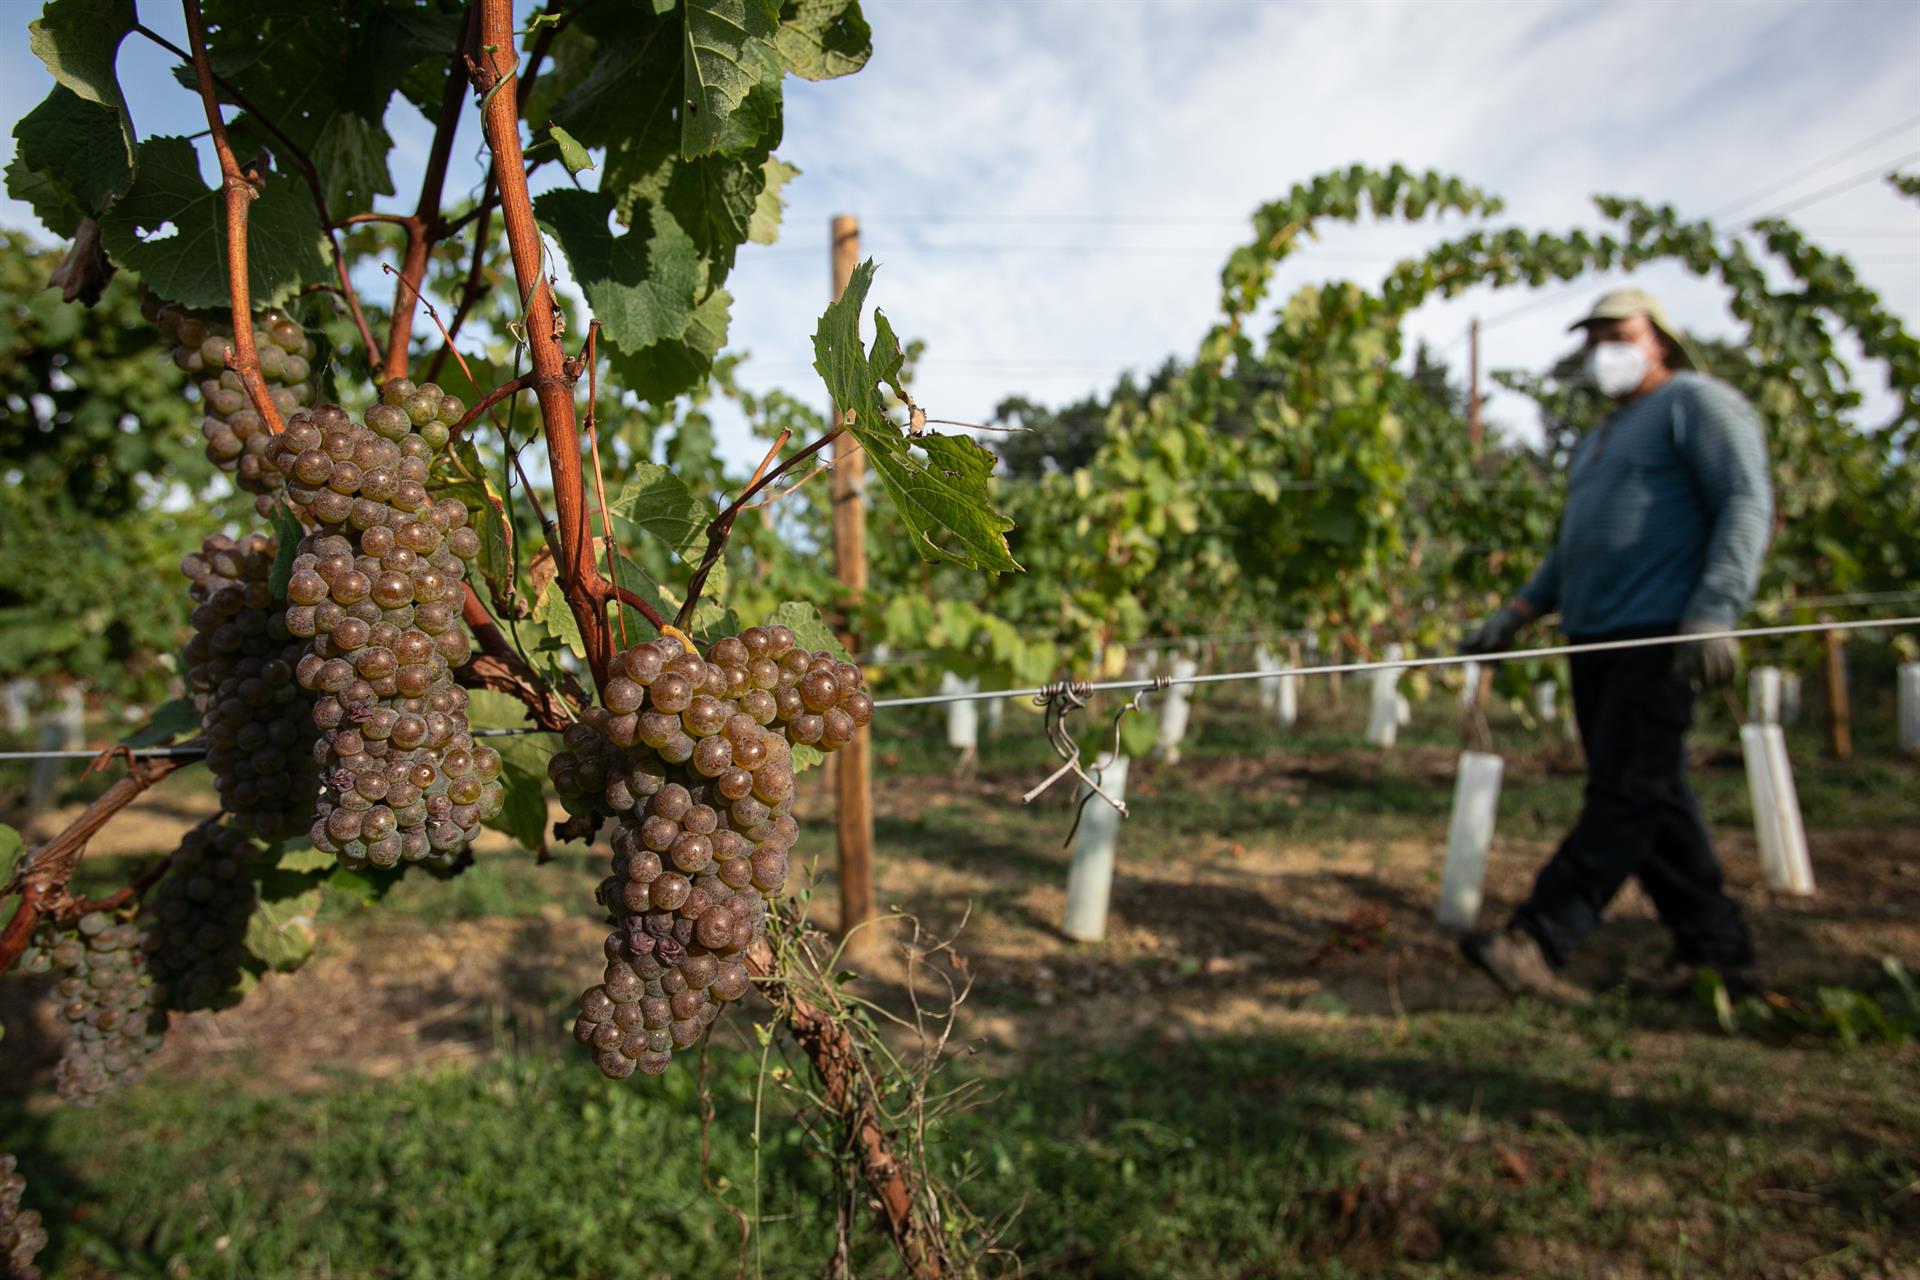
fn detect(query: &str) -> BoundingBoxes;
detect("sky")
[4,0,1918,467]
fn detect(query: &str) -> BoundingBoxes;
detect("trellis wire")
[1,615,1914,761]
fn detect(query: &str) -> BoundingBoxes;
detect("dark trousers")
[1512,626,1754,970]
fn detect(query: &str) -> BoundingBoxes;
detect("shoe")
[1459,927,1594,1007]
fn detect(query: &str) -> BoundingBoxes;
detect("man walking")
[1458,288,1773,1002]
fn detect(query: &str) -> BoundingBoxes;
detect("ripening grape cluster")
[182,534,319,837]
[146,297,316,515]
[140,823,258,1011]
[551,625,873,1078]
[267,383,498,869]
[0,1154,47,1280]
[21,913,163,1106]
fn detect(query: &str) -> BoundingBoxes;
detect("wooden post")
[1466,317,1483,446]
[830,214,876,955]
[1823,626,1851,760]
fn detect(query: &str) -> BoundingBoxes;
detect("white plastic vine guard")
[983,694,1004,739]
[941,673,979,751]
[1457,661,1482,710]
[1739,723,1814,895]
[1436,751,1504,932]
[1748,667,1783,725]
[1781,672,1803,726]
[1533,680,1559,724]
[1255,645,1280,710]
[1365,644,1404,748]
[1061,754,1131,943]
[1156,657,1197,762]
[1276,671,1298,728]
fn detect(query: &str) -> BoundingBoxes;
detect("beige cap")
[1569,287,1699,370]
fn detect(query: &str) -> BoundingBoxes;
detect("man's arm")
[1677,381,1773,625]
[1515,549,1560,621]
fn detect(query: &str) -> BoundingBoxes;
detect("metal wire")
[866,615,1920,710]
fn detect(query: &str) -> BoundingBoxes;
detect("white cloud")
[2,0,1914,462]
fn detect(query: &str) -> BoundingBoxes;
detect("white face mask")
[1584,341,1649,398]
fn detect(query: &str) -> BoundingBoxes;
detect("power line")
[1759,147,1920,220]
[1706,111,1920,220]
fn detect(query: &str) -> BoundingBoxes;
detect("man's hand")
[1674,620,1737,687]
[1461,604,1531,656]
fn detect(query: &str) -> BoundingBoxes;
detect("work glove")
[1674,620,1737,688]
[1460,604,1529,657]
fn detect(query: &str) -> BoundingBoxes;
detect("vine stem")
[468,0,643,678]
[179,0,282,434]
[0,756,184,978]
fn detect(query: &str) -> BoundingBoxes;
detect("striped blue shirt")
[1518,372,1772,638]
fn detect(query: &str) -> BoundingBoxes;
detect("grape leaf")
[611,286,732,404]
[5,160,85,239]
[122,698,199,748]
[244,883,322,972]
[12,86,134,229]
[681,0,781,158]
[771,600,849,662]
[533,578,588,660]
[268,503,304,599]
[774,0,872,81]
[27,0,136,172]
[607,461,713,561]
[273,844,336,874]
[464,689,556,855]
[813,261,1019,572]
[749,157,798,244]
[535,190,699,356]
[0,824,23,888]
[97,136,329,310]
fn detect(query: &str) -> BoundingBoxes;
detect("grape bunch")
[141,823,259,1012]
[181,534,320,837]
[26,913,164,1106]
[147,298,317,514]
[267,383,499,869]
[552,625,873,1078]
[0,1154,47,1280]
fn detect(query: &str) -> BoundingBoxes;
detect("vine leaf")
[267,503,304,599]
[608,460,712,561]
[772,600,849,661]
[749,157,798,244]
[535,190,699,355]
[10,86,134,236]
[533,577,588,660]
[773,0,872,81]
[27,0,137,172]
[464,689,556,856]
[813,260,1020,572]
[121,698,199,749]
[611,286,732,404]
[96,136,329,310]
[681,0,781,158]
[0,824,23,887]
[244,882,322,972]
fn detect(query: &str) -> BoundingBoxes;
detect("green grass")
[7,1009,1915,1279]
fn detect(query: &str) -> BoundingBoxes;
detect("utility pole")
[1466,317,1483,446]
[830,214,876,956]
